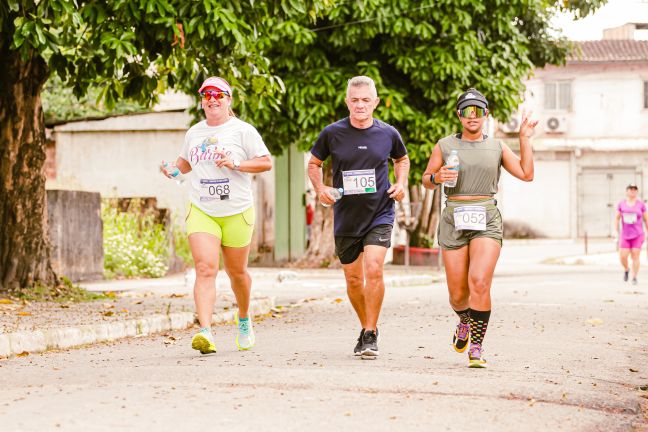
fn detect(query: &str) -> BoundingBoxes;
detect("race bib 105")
[342,169,377,195]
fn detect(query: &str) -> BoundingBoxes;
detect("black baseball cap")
[627,183,638,190]
[456,88,488,110]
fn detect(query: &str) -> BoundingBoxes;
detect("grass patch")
[11,277,106,303]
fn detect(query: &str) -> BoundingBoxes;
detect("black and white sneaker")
[360,330,379,359]
[354,329,365,356]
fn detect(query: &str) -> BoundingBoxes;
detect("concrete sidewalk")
[0,268,441,358]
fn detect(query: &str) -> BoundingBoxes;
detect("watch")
[232,158,241,170]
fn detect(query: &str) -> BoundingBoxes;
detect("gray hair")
[346,76,377,98]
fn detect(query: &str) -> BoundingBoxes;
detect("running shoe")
[354,328,379,355]
[360,329,379,359]
[354,329,365,356]
[624,270,629,282]
[191,329,216,354]
[632,278,638,285]
[452,322,470,353]
[235,311,255,351]
[468,344,487,368]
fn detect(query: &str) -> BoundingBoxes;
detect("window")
[544,81,572,111]
[644,81,648,109]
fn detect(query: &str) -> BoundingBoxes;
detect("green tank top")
[438,134,503,196]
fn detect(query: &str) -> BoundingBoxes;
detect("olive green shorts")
[186,204,255,248]
[438,198,503,250]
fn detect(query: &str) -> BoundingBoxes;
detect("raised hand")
[519,109,539,139]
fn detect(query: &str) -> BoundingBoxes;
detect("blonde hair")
[346,76,378,98]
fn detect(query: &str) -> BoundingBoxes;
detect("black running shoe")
[354,329,365,356]
[624,270,629,282]
[360,330,379,359]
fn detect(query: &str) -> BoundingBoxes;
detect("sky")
[553,0,648,40]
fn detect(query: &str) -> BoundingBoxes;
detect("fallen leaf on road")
[18,311,32,316]
[0,299,13,305]
[16,351,29,357]
[60,304,70,309]
[630,368,639,373]
[333,298,344,303]
[167,293,186,298]
[132,300,143,305]
[102,311,114,317]
[528,398,536,407]
[639,385,648,391]
[586,318,604,326]
[120,308,129,313]
[344,412,352,416]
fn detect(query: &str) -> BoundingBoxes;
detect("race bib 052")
[453,205,486,231]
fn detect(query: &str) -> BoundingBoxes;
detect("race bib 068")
[200,178,230,201]
[453,205,486,231]
[342,169,377,195]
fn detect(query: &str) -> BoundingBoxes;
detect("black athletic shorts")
[334,224,393,265]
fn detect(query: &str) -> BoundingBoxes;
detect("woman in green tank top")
[421,88,538,368]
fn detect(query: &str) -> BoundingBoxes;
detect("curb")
[0,297,275,358]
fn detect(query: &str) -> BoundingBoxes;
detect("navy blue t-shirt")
[310,117,408,237]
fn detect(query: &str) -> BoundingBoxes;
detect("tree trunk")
[294,164,336,268]
[410,186,441,247]
[0,45,56,292]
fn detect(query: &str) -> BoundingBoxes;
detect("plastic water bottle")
[321,187,343,207]
[162,161,185,185]
[445,150,460,188]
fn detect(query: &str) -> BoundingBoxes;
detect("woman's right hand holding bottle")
[160,161,179,178]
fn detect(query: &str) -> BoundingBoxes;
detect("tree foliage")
[236,0,606,182]
[0,0,605,288]
[42,75,148,124]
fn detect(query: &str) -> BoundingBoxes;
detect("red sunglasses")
[201,90,229,101]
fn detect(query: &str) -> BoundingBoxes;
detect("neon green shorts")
[186,204,255,248]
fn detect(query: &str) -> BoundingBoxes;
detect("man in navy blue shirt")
[308,76,410,359]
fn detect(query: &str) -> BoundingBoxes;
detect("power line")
[312,4,436,32]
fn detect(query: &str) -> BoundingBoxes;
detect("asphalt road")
[1,257,646,431]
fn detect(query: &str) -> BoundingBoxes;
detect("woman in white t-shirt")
[162,77,272,355]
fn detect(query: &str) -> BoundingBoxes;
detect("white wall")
[497,159,572,238]
[523,63,648,140]
[49,111,193,219]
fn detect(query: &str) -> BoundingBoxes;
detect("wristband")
[430,173,436,184]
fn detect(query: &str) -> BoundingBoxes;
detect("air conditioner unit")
[545,116,568,133]
[499,117,520,133]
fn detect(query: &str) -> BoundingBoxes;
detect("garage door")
[579,168,641,237]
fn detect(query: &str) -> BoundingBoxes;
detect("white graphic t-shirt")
[180,118,270,217]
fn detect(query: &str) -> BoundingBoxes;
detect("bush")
[102,199,170,278]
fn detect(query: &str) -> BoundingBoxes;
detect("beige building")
[496,25,648,238]
[47,110,277,262]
